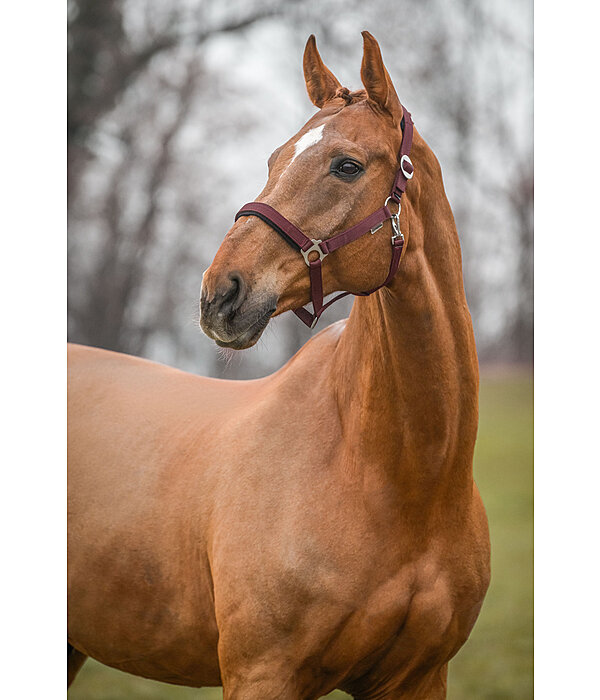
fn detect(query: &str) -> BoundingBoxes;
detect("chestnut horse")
[68,33,490,699]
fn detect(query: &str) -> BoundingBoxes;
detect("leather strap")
[235,201,310,251]
[390,110,414,202]
[321,206,391,254]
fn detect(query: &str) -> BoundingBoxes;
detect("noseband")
[235,106,414,328]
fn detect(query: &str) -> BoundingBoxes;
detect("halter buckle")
[400,155,414,179]
[301,239,327,266]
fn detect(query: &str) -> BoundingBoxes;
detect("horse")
[68,32,490,699]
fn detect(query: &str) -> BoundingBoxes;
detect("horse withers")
[68,32,490,699]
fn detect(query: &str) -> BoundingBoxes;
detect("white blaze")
[289,124,325,166]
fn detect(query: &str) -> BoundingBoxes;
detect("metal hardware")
[391,213,404,245]
[383,195,403,244]
[370,223,383,235]
[400,155,414,179]
[301,239,327,266]
[384,195,401,214]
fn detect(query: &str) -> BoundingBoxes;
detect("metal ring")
[400,155,414,179]
[301,239,327,266]
[384,196,401,215]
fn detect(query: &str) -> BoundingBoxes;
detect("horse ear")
[303,35,341,108]
[360,31,403,124]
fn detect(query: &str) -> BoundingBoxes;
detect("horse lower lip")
[215,327,261,349]
[214,309,273,349]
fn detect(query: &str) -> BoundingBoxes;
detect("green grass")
[69,369,533,699]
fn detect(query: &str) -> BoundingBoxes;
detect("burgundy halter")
[235,106,415,328]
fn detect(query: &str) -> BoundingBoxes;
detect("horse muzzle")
[199,271,277,349]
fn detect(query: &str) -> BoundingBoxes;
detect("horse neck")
[332,132,479,505]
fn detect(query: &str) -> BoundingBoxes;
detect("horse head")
[200,32,410,349]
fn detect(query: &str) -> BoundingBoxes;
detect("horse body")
[68,33,490,699]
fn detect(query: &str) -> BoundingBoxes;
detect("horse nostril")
[218,272,247,318]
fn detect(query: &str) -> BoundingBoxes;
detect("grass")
[69,369,533,699]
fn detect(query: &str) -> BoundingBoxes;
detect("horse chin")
[211,307,274,350]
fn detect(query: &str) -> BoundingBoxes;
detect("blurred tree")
[71,56,200,355]
[506,157,534,363]
[67,0,285,198]
[68,0,126,200]
[67,0,291,363]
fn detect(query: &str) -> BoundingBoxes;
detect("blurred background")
[67,0,533,697]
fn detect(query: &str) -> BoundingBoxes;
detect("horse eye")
[339,161,360,175]
[332,159,363,179]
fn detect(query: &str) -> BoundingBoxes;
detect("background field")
[69,368,533,700]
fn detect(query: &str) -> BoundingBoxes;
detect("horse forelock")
[334,87,367,105]
[323,88,397,128]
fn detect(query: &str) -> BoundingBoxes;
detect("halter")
[235,106,414,328]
